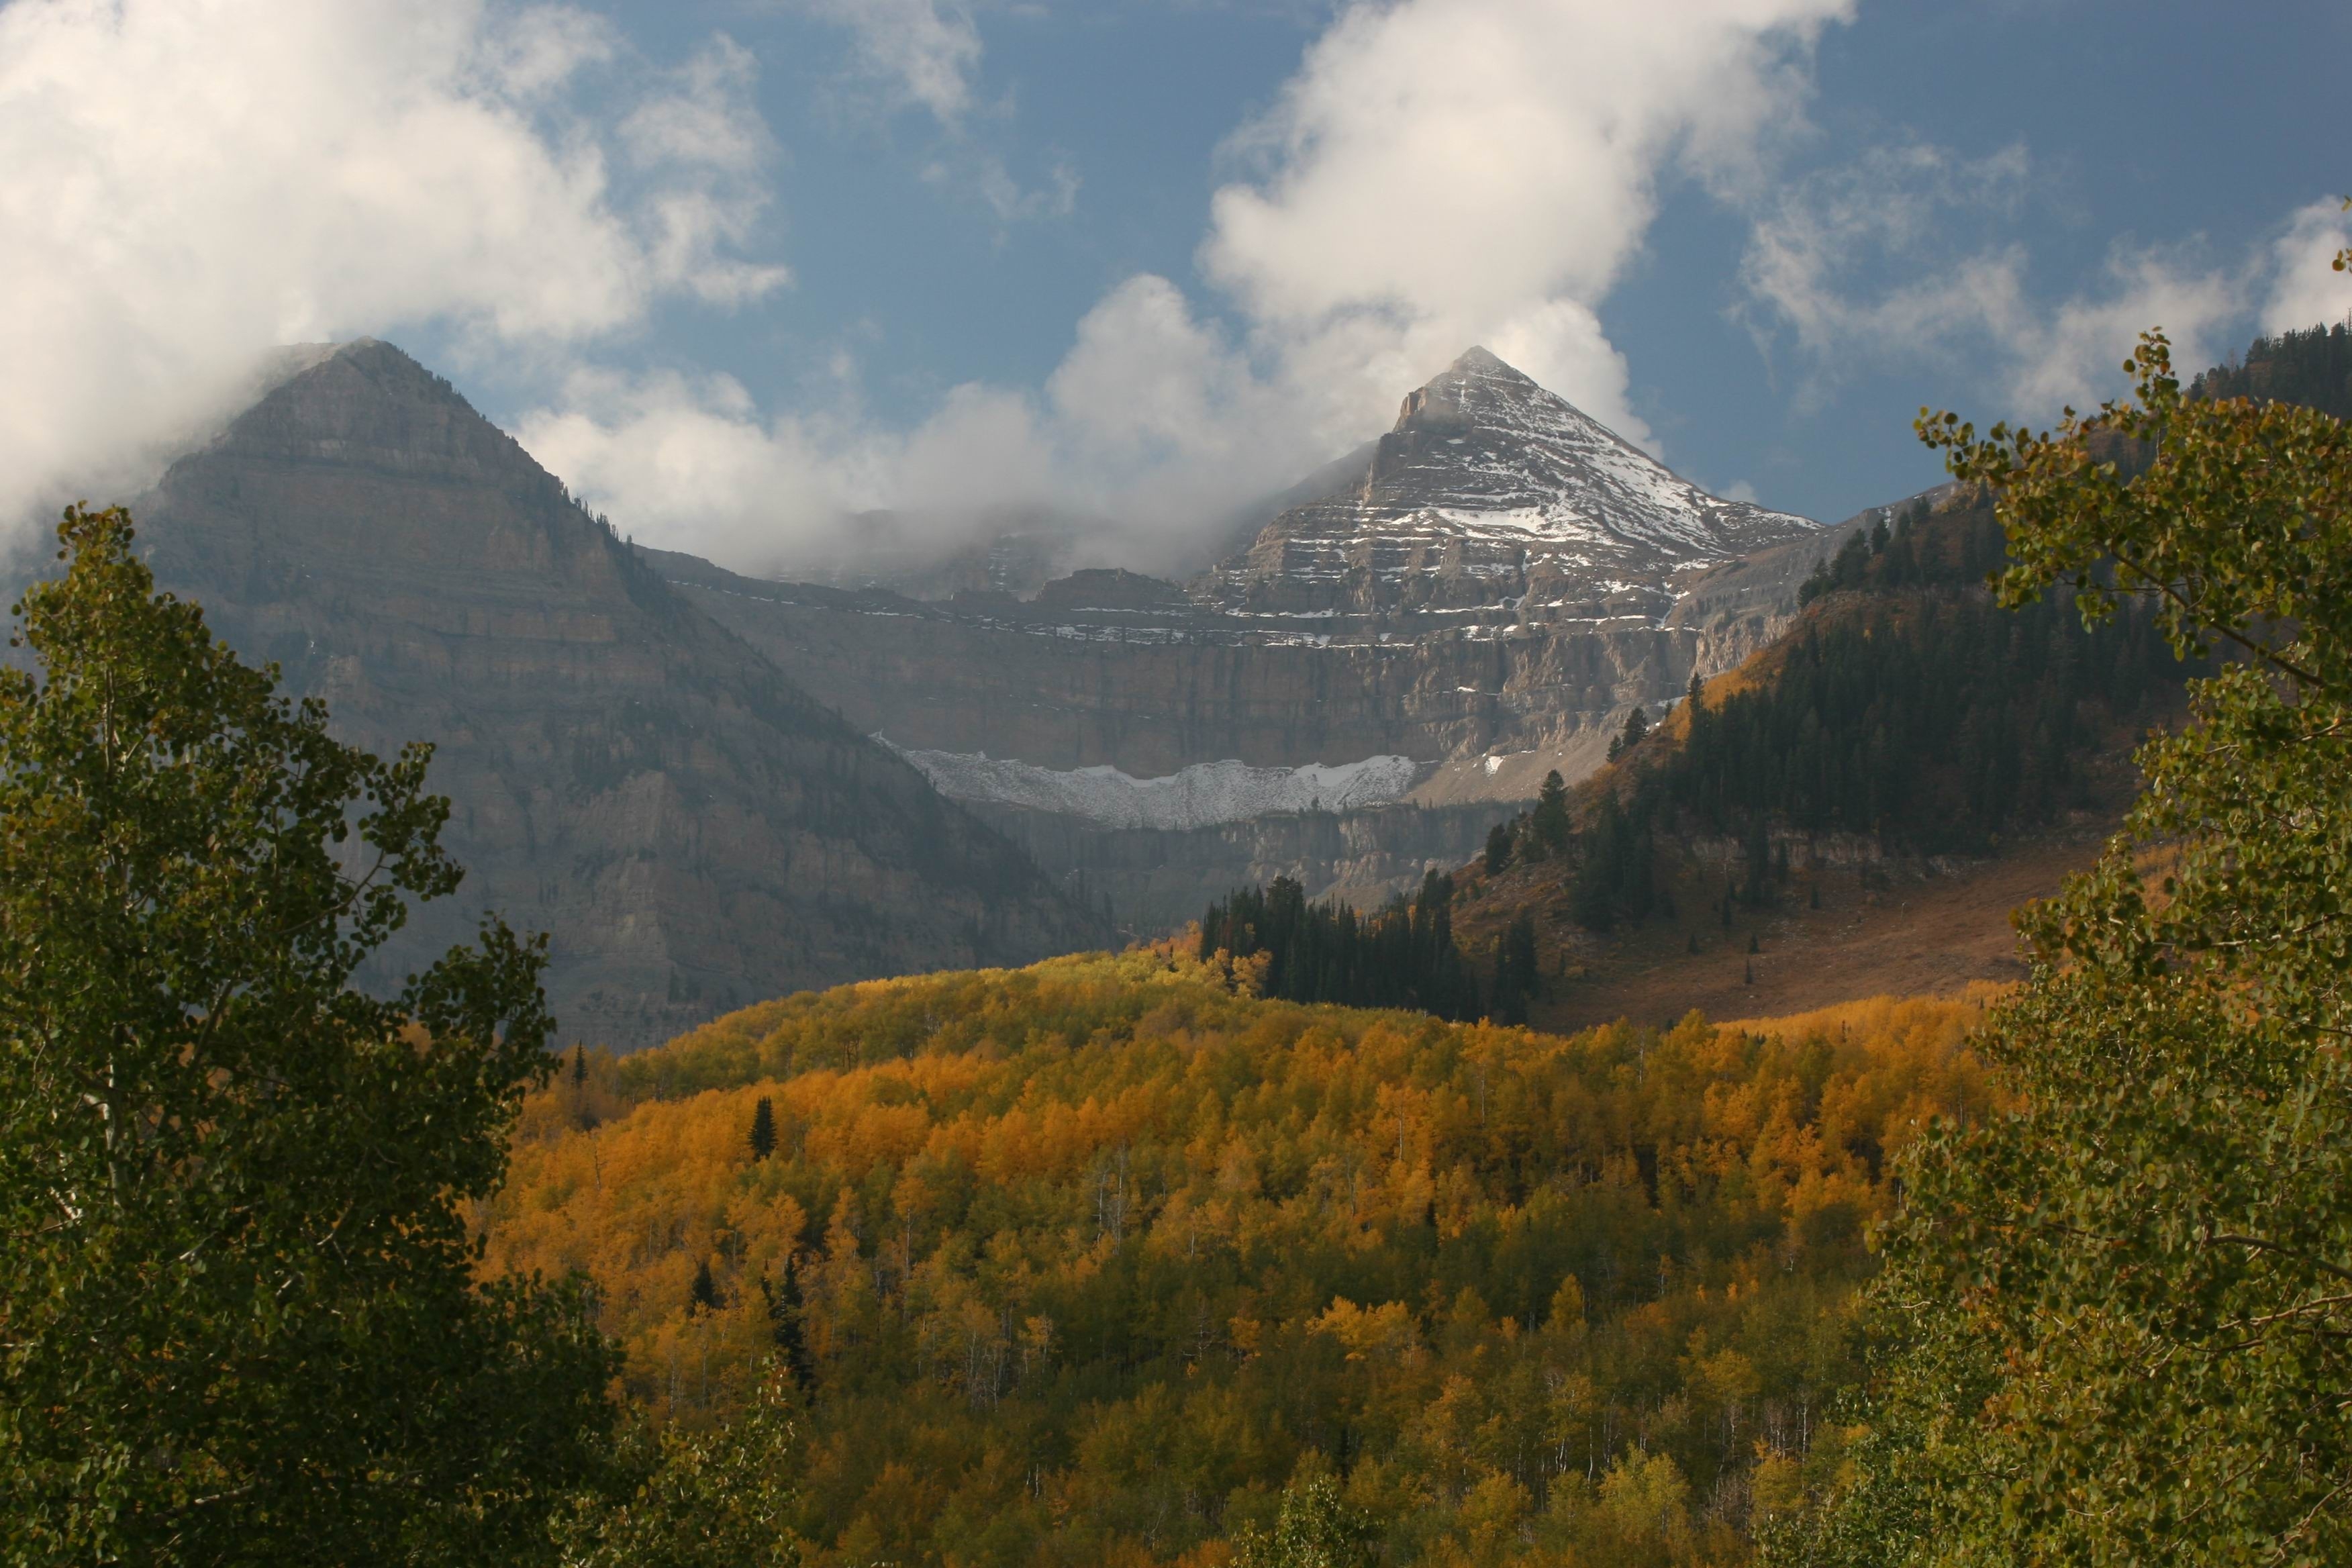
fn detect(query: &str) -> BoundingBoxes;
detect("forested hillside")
[2190,317,2352,420]
[1437,490,2204,1029]
[485,946,1988,1567]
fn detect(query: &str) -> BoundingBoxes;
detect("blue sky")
[3,1,2347,575]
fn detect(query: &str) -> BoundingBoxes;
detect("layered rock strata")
[650,348,1839,928]
[118,342,1104,1047]
[1203,347,1818,619]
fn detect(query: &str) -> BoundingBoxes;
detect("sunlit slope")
[486,947,1990,1567]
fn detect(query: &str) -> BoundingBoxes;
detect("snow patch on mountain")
[884,743,1430,830]
[1210,347,1820,616]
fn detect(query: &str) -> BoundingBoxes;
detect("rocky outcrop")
[1203,347,1818,619]
[121,341,1104,1048]
[663,565,1698,781]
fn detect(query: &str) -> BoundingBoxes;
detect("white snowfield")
[885,744,1429,831]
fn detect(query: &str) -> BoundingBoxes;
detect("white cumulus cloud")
[0,0,784,540]
[534,0,1861,576]
[792,0,981,124]
[1199,0,1854,446]
[1734,142,2351,418]
[2261,198,2352,337]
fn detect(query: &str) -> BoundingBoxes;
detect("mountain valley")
[651,348,1882,931]
[4,335,2128,1032]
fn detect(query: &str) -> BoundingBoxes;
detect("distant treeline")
[1198,870,1483,1021]
[2190,317,2352,421]
[1796,493,2010,607]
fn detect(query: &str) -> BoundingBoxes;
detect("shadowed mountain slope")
[118,340,1104,1047]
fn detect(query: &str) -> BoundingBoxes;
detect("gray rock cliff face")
[119,341,1104,1048]
[663,569,1696,777]
[1203,347,1818,620]
[644,349,1832,930]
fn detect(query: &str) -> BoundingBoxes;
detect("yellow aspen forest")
[484,944,1995,1567]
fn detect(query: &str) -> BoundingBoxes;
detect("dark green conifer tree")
[748,1095,777,1161]
[1618,705,1650,755]
[758,1258,813,1389]
[1487,914,1539,1026]
[1529,769,1571,853]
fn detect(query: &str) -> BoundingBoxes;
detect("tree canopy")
[488,945,1992,1567]
[1773,332,2352,1563]
[0,507,619,1564]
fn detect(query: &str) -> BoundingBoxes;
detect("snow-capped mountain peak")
[1208,348,1818,620]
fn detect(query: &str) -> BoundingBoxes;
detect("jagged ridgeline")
[1198,871,1482,1021]
[1483,495,2206,934]
[487,948,1992,1566]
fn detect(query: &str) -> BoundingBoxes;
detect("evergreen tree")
[0,507,618,1564]
[1487,913,1540,1026]
[1483,820,1513,875]
[758,1258,814,1389]
[1529,769,1571,853]
[1618,704,1650,755]
[573,1043,589,1088]
[2188,315,2352,419]
[690,1259,720,1315]
[1200,874,1481,1022]
[1569,787,1655,931]
[1798,554,1833,607]
[748,1095,777,1161]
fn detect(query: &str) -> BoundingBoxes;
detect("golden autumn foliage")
[485,943,1992,1567]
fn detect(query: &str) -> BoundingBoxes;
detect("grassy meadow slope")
[485,946,1991,1568]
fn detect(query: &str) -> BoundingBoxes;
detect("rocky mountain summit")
[650,350,1834,930]
[105,340,1105,1047]
[1204,347,1818,622]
